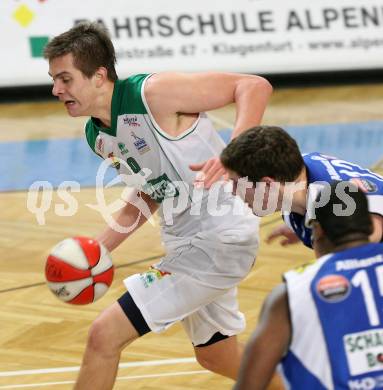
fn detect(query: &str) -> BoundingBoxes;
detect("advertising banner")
[1,0,383,87]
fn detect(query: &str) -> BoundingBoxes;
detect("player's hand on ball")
[266,225,300,246]
[45,237,114,305]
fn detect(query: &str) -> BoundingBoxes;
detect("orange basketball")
[45,237,114,305]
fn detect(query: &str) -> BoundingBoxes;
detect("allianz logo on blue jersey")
[349,374,383,390]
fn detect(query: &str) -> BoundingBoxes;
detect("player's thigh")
[123,268,229,334]
[182,287,245,346]
[194,334,240,370]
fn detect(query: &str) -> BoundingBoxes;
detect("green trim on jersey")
[85,121,100,156]
[85,74,149,154]
[147,114,200,141]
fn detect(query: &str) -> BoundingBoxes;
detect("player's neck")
[92,81,114,128]
[333,238,370,253]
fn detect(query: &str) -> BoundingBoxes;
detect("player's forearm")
[96,194,158,252]
[96,209,141,252]
[231,76,272,140]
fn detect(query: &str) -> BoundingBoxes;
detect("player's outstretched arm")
[96,191,159,252]
[234,284,291,390]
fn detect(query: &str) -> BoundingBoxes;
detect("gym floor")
[1,82,383,389]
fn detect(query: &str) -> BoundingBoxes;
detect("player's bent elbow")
[247,76,273,96]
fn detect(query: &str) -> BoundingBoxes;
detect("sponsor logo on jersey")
[140,267,171,288]
[349,375,383,390]
[107,152,121,170]
[336,254,383,271]
[131,131,150,155]
[316,274,351,302]
[344,329,383,377]
[351,178,378,193]
[95,135,104,155]
[123,115,140,127]
[117,142,129,155]
[142,173,179,203]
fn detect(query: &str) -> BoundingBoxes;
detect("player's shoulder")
[284,254,331,284]
[126,73,150,85]
[124,74,151,95]
[116,75,150,114]
[262,283,289,317]
[302,152,330,176]
[302,152,331,165]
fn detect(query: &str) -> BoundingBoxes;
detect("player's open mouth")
[64,100,76,107]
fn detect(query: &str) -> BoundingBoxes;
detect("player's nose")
[52,80,64,96]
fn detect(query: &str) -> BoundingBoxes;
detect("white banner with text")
[1,0,383,86]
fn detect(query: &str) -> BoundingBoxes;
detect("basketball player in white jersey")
[44,22,272,389]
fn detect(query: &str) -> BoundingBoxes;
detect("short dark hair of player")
[315,181,373,246]
[220,126,304,183]
[44,22,118,82]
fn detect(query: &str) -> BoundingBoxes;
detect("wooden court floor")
[1,83,383,389]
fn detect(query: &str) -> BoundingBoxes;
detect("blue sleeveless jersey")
[281,243,383,389]
[283,152,383,248]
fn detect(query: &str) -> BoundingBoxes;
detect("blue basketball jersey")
[281,243,383,389]
[283,152,383,248]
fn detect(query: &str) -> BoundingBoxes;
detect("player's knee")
[86,316,120,356]
[195,351,222,373]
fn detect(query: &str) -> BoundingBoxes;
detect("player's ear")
[94,67,108,87]
[312,222,325,241]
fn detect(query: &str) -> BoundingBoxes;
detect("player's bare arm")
[234,284,291,390]
[96,191,159,252]
[144,72,271,135]
[144,72,272,188]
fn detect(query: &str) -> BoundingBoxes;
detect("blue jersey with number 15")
[283,152,383,248]
[281,242,383,389]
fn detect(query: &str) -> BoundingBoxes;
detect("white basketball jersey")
[85,74,259,284]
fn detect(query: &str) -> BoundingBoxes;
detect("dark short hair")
[220,126,304,183]
[44,22,117,81]
[315,181,373,245]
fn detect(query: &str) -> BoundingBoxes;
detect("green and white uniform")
[86,74,259,344]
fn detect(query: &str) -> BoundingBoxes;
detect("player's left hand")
[189,157,228,188]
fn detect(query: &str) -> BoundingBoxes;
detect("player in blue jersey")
[234,181,383,389]
[44,23,272,389]
[221,125,383,248]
